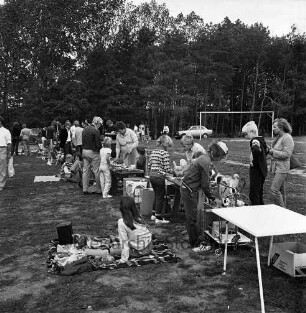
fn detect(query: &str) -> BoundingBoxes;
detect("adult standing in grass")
[268,118,294,207]
[181,141,227,251]
[20,123,31,156]
[242,121,269,205]
[0,115,12,191]
[115,121,139,167]
[147,135,173,224]
[11,121,21,156]
[82,116,103,195]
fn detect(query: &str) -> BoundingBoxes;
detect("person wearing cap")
[115,121,139,167]
[81,116,103,194]
[0,115,12,191]
[181,141,228,251]
[242,121,269,205]
[180,134,206,165]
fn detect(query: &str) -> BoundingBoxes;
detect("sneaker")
[103,195,113,199]
[47,160,52,166]
[151,215,157,221]
[155,218,170,224]
[192,243,212,252]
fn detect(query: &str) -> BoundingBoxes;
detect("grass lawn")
[0,137,305,313]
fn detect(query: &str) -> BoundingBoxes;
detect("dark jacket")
[183,154,214,199]
[250,136,268,177]
[59,128,71,149]
[82,125,102,152]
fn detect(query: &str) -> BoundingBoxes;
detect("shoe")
[83,191,90,195]
[192,243,212,252]
[47,160,52,166]
[151,215,157,221]
[103,195,113,199]
[155,218,170,224]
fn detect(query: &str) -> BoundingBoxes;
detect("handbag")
[8,157,15,177]
[290,154,301,170]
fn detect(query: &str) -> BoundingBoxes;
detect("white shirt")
[185,142,206,164]
[0,126,12,146]
[100,147,112,167]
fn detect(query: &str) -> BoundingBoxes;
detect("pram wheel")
[215,248,223,256]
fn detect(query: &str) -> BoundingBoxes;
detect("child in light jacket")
[99,137,113,199]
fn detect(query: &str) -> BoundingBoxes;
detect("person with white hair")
[242,121,269,205]
[181,141,228,251]
[81,116,103,194]
[180,134,206,165]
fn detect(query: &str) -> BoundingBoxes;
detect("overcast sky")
[0,0,305,37]
[131,0,306,37]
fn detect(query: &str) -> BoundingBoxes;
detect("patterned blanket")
[47,233,180,276]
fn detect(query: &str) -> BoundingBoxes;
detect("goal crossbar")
[199,111,275,139]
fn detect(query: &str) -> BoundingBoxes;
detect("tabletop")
[212,204,306,237]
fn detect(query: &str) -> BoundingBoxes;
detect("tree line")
[0,0,305,137]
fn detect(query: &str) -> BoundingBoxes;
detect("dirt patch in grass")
[0,138,306,313]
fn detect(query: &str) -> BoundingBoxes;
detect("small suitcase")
[57,221,73,245]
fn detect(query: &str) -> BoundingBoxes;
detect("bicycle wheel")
[226,193,251,207]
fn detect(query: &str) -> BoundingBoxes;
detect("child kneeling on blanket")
[110,196,153,263]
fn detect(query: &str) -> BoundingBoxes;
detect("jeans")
[271,172,287,207]
[249,167,265,205]
[181,187,199,247]
[82,149,101,193]
[149,175,168,216]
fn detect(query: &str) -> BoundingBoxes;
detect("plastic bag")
[8,157,15,177]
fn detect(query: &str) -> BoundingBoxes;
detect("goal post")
[199,111,275,139]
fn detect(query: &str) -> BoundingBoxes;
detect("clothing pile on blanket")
[47,233,180,276]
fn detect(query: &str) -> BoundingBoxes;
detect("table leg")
[254,237,265,313]
[267,236,274,266]
[223,222,229,272]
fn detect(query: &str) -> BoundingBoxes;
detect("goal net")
[199,111,275,138]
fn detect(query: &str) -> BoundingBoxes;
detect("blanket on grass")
[47,233,180,275]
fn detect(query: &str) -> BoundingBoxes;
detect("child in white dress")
[99,137,113,199]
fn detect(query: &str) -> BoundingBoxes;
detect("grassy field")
[0,137,305,313]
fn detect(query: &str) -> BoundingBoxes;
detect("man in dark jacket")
[82,116,103,194]
[181,141,228,250]
[242,121,268,205]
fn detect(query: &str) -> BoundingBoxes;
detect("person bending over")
[181,141,228,251]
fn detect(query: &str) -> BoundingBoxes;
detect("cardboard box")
[271,242,306,277]
[123,177,149,203]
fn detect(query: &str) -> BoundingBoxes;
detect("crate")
[271,242,306,277]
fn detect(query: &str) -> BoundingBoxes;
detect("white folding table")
[212,204,306,313]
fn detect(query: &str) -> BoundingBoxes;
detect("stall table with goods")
[211,204,306,313]
[110,161,144,195]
